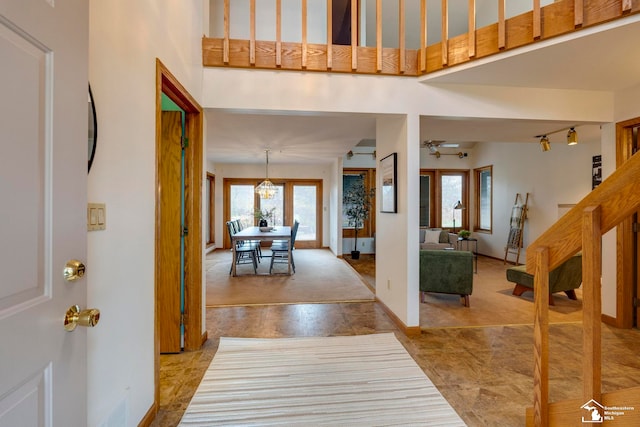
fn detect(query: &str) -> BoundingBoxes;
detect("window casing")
[420,169,469,230]
[342,168,375,238]
[206,173,215,247]
[474,166,492,233]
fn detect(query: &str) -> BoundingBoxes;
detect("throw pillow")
[423,229,441,244]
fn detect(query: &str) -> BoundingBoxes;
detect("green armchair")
[506,252,582,305]
[419,250,474,307]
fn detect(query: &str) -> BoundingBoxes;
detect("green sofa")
[419,249,474,307]
[506,252,582,305]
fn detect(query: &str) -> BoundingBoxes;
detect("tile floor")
[152,302,640,426]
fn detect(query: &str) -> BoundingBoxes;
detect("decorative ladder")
[504,193,529,265]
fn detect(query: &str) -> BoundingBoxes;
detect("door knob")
[64,305,100,331]
[63,260,85,282]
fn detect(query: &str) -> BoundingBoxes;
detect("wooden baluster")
[351,0,358,71]
[276,0,282,67]
[376,0,382,72]
[468,0,476,58]
[575,0,584,28]
[420,0,427,72]
[302,0,307,69]
[498,0,505,49]
[533,0,541,39]
[622,0,632,13]
[583,206,602,403]
[223,0,230,64]
[533,246,550,427]
[441,0,448,66]
[250,0,256,66]
[327,0,332,70]
[399,0,405,74]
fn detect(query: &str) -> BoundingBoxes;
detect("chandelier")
[255,149,278,199]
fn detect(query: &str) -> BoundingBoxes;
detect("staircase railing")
[203,0,640,77]
[524,151,640,426]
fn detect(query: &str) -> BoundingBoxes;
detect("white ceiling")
[206,16,640,164]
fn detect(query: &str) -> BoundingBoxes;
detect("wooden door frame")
[154,59,204,411]
[614,117,640,328]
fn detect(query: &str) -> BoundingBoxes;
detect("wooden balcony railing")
[203,0,640,77]
[524,149,640,426]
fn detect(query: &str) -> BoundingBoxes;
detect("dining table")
[231,226,292,276]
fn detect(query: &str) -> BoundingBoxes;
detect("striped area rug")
[179,333,465,426]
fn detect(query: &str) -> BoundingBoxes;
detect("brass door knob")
[63,260,86,282]
[64,305,100,331]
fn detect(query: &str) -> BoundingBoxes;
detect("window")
[224,178,322,249]
[420,169,469,230]
[342,168,375,238]
[475,166,492,232]
[206,173,215,247]
[419,172,435,227]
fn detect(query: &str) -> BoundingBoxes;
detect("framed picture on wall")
[380,153,397,213]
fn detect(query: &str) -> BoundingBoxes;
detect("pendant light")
[540,135,551,152]
[255,149,277,199]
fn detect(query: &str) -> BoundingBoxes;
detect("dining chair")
[269,220,299,274]
[226,221,257,274]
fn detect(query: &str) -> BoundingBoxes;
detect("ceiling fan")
[421,140,465,159]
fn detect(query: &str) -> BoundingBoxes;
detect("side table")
[457,237,478,273]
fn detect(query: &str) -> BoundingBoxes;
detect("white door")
[0,1,89,426]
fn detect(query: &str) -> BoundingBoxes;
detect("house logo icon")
[581,399,604,423]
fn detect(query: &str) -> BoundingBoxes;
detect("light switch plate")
[88,203,106,231]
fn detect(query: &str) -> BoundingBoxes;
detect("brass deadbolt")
[64,305,100,331]
[63,260,86,282]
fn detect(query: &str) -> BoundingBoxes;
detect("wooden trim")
[326,0,332,69]
[206,173,215,246]
[601,313,617,326]
[582,205,602,403]
[204,3,640,77]
[137,401,157,427]
[419,170,436,228]
[223,178,324,249]
[155,58,204,415]
[623,0,632,13]
[375,297,421,337]
[473,165,492,233]
[468,0,475,58]
[615,117,640,329]
[532,246,550,427]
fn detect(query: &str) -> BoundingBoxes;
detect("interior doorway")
[615,117,640,328]
[154,59,204,408]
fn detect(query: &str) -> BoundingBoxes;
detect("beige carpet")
[178,333,465,426]
[206,249,375,306]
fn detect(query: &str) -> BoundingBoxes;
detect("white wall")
[471,135,601,261]
[88,1,204,425]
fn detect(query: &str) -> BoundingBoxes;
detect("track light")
[540,135,550,152]
[567,127,578,145]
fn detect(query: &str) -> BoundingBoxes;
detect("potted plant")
[343,176,375,260]
[254,207,276,227]
[458,229,471,239]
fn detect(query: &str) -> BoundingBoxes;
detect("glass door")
[293,184,318,246]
